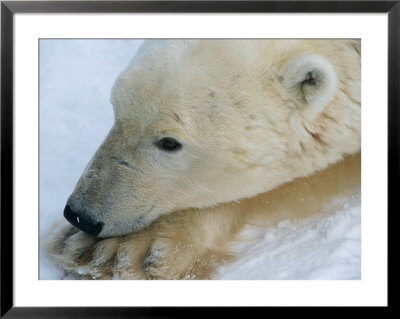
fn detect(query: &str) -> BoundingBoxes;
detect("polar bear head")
[64,40,361,237]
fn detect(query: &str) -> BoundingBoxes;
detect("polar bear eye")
[155,137,182,152]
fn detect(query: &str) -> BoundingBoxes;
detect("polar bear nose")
[63,205,104,236]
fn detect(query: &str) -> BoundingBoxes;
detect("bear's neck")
[196,152,361,237]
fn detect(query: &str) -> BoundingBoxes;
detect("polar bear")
[46,39,361,279]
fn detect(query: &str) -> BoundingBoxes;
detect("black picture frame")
[1,1,397,317]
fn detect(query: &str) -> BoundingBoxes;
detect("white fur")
[46,39,361,280]
[62,40,361,238]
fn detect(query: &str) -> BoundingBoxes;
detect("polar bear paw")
[46,212,227,280]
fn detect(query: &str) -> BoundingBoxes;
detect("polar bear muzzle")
[63,204,104,236]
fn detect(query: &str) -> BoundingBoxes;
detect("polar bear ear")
[281,54,338,111]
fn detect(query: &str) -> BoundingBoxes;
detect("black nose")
[63,205,104,236]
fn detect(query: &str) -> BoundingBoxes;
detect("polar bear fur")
[46,39,361,279]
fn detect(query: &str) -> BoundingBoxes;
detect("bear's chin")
[97,217,153,238]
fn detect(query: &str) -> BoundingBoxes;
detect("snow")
[39,39,361,280]
[216,196,361,279]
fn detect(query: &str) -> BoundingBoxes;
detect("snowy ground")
[39,39,361,280]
